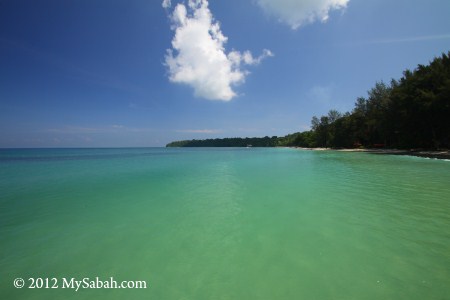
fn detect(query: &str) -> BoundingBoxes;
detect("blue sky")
[1,0,449,147]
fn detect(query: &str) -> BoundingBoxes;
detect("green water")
[1,148,449,300]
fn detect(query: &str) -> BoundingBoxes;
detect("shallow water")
[1,148,449,299]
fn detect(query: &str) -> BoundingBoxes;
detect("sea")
[1,147,449,300]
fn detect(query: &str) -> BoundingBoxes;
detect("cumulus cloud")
[164,0,273,101]
[256,0,349,29]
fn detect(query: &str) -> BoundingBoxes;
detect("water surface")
[1,148,449,299]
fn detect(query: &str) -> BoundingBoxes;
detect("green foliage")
[166,136,278,147]
[167,52,450,150]
[277,131,316,147]
[386,53,450,148]
[292,52,450,150]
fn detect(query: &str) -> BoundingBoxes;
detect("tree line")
[167,52,450,150]
[166,136,278,147]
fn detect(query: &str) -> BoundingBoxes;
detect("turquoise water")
[1,148,449,300]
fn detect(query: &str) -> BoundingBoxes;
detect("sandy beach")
[293,147,450,160]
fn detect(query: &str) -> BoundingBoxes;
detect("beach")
[292,147,450,160]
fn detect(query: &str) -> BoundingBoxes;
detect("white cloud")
[162,0,171,9]
[255,0,349,29]
[164,0,272,101]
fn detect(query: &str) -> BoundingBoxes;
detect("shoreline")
[291,147,450,160]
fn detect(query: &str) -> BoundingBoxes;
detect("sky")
[1,0,450,148]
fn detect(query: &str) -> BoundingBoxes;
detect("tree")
[167,52,450,150]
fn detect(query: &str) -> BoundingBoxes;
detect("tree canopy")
[167,52,450,150]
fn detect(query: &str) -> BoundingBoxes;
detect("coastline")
[292,147,450,160]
